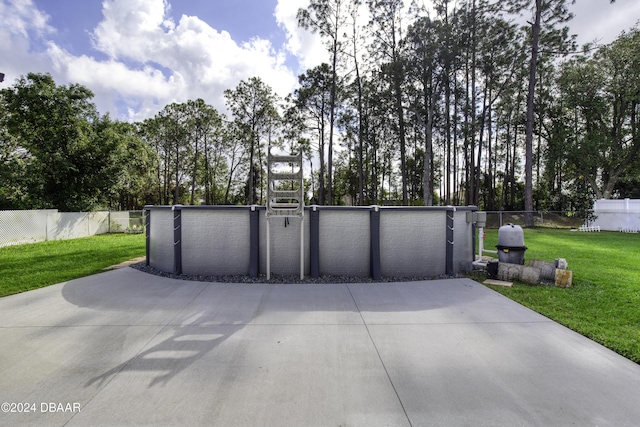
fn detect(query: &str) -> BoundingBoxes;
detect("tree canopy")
[1,3,638,217]
[1,73,132,210]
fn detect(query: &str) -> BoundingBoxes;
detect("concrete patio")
[1,268,640,426]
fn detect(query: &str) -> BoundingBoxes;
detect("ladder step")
[269,154,302,163]
[270,172,302,180]
[271,190,301,198]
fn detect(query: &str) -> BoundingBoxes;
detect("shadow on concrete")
[59,270,491,390]
[11,268,640,425]
[86,318,245,388]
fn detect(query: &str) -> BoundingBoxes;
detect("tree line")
[1,0,638,218]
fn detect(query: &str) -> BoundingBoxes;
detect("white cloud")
[4,0,639,122]
[91,0,184,64]
[46,42,184,121]
[569,0,640,47]
[274,0,328,72]
[2,0,300,120]
[86,0,298,118]
[0,0,53,82]
[1,0,52,38]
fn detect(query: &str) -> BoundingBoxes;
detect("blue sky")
[1,0,323,120]
[35,0,284,58]
[2,0,638,121]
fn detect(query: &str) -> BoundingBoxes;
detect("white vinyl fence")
[592,199,640,232]
[0,210,142,247]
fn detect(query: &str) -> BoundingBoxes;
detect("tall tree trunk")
[535,71,544,210]
[487,101,495,210]
[347,1,365,205]
[259,146,265,205]
[190,127,198,205]
[328,38,338,205]
[453,72,460,205]
[476,85,488,208]
[354,54,364,205]
[319,116,326,205]
[464,39,472,205]
[204,133,211,204]
[393,63,408,205]
[511,122,518,209]
[445,68,452,205]
[174,139,180,205]
[163,146,169,204]
[248,123,256,205]
[224,147,242,204]
[502,118,511,210]
[444,7,452,206]
[372,135,379,203]
[524,0,541,226]
[423,76,437,206]
[155,144,162,204]
[470,19,477,206]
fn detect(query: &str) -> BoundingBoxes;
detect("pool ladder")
[266,150,304,279]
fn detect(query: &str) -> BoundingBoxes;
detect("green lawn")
[479,228,640,363]
[0,233,145,297]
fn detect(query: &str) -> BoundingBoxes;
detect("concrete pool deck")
[1,268,640,426]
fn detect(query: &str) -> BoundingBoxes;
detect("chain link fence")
[0,210,144,248]
[483,211,584,229]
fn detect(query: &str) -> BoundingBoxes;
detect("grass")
[0,233,145,298]
[478,228,640,363]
